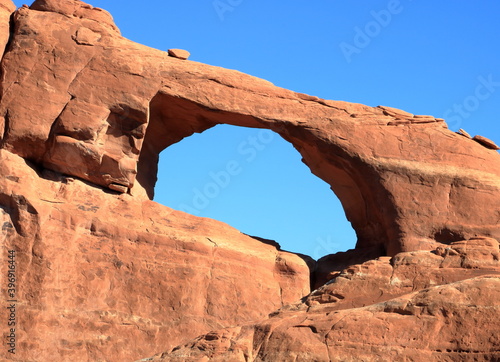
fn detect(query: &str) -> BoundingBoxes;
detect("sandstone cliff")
[0,0,499,361]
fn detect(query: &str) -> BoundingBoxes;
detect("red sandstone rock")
[457,128,472,139]
[473,134,500,150]
[0,0,15,58]
[302,237,500,312]
[152,241,500,360]
[0,150,311,361]
[153,276,500,361]
[30,0,119,33]
[168,48,190,60]
[313,246,383,288]
[0,1,500,361]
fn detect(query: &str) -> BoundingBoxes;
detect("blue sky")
[15,1,500,258]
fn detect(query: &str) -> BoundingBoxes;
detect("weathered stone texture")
[0,150,311,361]
[154,276,500,361]
[0,1,499,361]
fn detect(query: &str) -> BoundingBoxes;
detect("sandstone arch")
[1,2,500,361]
[137,91,395,255]
[143,118,359,258]
[1,1,499,257]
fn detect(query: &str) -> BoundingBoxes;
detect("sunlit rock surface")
[0,0,499,361]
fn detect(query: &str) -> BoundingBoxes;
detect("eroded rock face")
[0,0,498,255]
[0,1,500,361]
[152,239,500,360]
[0,150,311,361]
[153,274,500,361]
[0,0,15,54]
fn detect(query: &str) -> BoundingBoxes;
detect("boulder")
[473,134,500,150]
[168,48,190,60]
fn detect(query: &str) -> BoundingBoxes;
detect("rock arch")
[136,91,394,255]
[1,1,499,256]
[141,111,359,258]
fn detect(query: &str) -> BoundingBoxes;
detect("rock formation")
[155,276,500,361]
[0,0,499,361]
[0,0,14,54]
[0,149,311,361]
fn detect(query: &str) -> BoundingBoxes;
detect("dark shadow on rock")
[313,245,386,289]
[244,234,282,250]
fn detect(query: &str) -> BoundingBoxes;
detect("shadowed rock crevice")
[137,92,220,200]
[433,228,466,245]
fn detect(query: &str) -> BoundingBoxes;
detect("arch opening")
[153,123,357,259]
[136,92,392,258]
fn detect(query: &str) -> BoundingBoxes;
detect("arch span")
[136,92,395,254]
[151,123,358,258]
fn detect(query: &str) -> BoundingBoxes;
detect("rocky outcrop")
[300,237,500,312]
[30,0,119,33]
[0,0,15,55]
[155,276,500,362]
[0,1,499,361]
[0,0,498,256]
[150,238,500,360]
[152,249,500,361]
[313,237,500,288]
[0,150,311,361]
[473,135,500,150]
